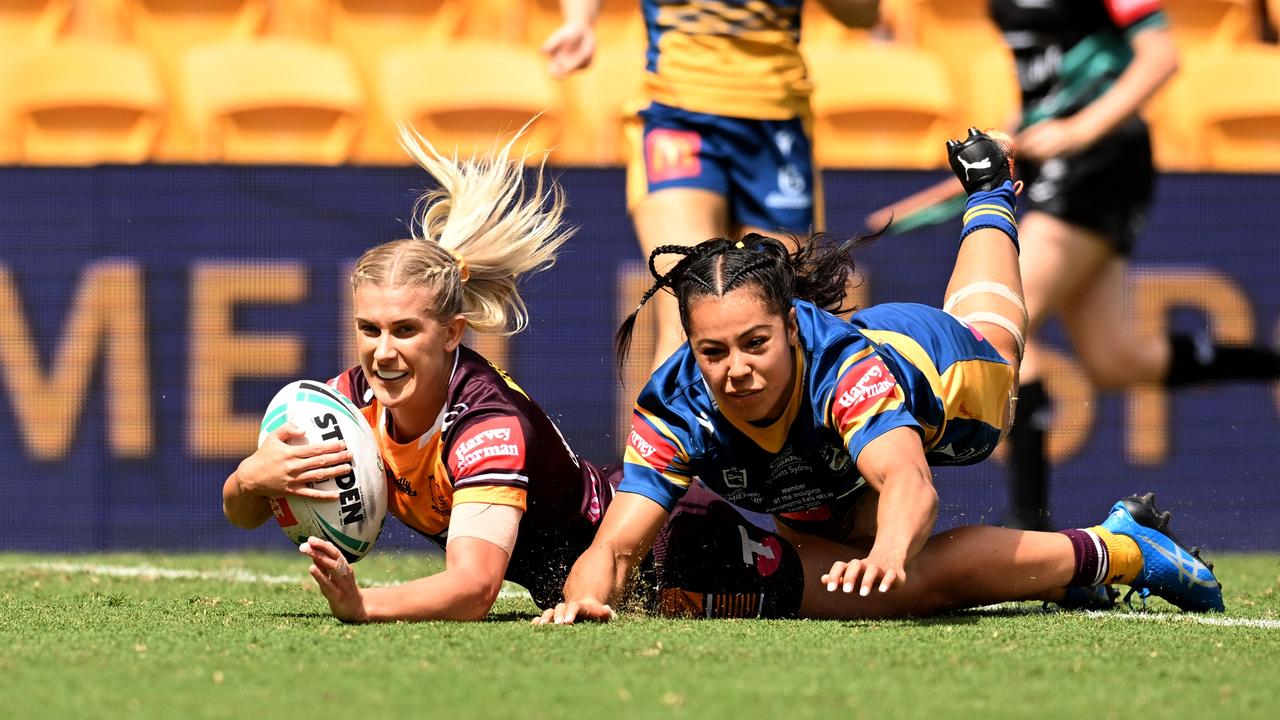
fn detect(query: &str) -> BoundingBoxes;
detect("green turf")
[2,552,1277,719]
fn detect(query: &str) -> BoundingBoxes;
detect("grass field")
[2,551,1278,719]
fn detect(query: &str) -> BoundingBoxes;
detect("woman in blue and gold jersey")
[535,130,1224,624]
[545,0,880,368]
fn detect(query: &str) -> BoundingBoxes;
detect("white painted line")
[1083,610,1280,629]
[9,562,1277,626]
[970,602,1280,629]
[5,561,532,599]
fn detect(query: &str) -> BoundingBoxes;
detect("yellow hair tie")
[734,240,745,249]
[448,248,470,284]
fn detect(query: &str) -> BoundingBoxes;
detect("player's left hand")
[821,547,907,596]
[1016,118,1089,162]
[542,21,596,79]
[300,536,368,623]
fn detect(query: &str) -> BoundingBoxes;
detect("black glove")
[947,128,1014,195]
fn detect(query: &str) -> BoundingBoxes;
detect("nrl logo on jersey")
[722,467,749,489]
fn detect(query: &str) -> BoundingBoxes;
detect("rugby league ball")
[258,380,387,562]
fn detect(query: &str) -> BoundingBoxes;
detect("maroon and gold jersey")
[328,346,613,608]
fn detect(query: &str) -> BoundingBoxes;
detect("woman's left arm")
[825,426,938,596]
[1019,26,1178,161]
[301,507,518,622]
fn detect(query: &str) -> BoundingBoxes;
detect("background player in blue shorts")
[534,129,1224,623]
[545,0,881,368]
[992,0,1280,530]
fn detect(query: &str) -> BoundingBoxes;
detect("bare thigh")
[632,188,729,368]
[1018,211,1118,381]
[785,524,1075,619]
[1060,255,1170,389]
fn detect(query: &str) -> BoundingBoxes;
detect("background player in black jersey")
[990,0,1280,530]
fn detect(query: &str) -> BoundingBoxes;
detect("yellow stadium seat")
[373,42,562,163]
[809,42,954,169]
[1184,45,1280,171]
[524,0,646,165]
[524,0,643,48]
[332,1,531,162]
[897,0,1005,136]
[0,0,72,46]
[1162,0,1258,51]
[0,47,37,163]
[182,39,364,164]
[1143,51,1207,172]
[551,45,647,165]
[11,42,164,165]
[124,0,268,58]
[123,0,269,160]
[962,43,1020,135]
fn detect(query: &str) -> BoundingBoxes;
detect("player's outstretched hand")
[821,548,907,597]
[946,127,1015,196]
[301,536,368,623]
[531,599,617,626]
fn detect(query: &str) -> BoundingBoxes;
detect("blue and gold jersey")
[620,300,1015,514]
[643,0,810,120]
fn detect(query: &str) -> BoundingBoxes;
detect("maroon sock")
[1058,528,1104,586]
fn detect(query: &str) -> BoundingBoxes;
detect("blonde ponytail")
[352,123,573,335]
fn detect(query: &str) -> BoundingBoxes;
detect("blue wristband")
[959,180,1019,251]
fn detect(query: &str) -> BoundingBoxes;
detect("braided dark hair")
[616,229,882,368]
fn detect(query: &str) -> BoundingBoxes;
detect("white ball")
[258,380,388,562]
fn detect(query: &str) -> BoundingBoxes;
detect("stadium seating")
[526,0,647,165]
[809,42,954,168]
[1184,45,1280,171]
[328,1,529,162]
[0,48,33,163]
[961,44,1020,136]
[375,42,562,163]
[0,0,72,46]
[125,0,269,64]
[1161,0,1259,50]
[124,0,270,160]
[9,42,164,165]
[890,0,1005,137]
[182,39,364,163]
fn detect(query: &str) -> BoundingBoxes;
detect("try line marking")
[9,561,1279,628]
[6,560,532,599]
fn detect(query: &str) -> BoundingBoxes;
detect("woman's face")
[354,283,464,434]
[685,286,798,424]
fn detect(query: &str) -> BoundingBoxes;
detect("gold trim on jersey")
[856,330,946,450]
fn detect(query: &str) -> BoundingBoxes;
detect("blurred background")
[0,0,1276,553]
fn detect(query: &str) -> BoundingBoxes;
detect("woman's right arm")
[533,492,670,624]
[221,423,349,529]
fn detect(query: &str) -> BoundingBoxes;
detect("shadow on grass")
[487,611,540,622]
[831,604,1055,629]
[271,612,336,619]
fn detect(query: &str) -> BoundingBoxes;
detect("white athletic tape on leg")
[959,311,1026,357]
[943,281,1028,324]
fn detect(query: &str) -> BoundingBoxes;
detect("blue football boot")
[1050,584,1119,612]
[1100,493,1225,613]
